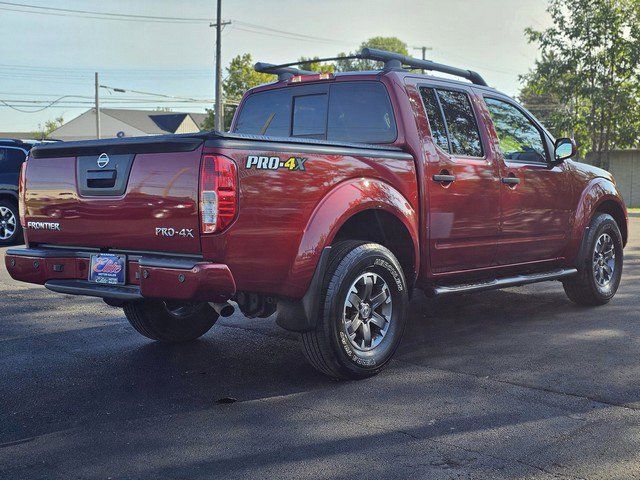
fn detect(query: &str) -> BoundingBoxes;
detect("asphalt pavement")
[1,217,639,479]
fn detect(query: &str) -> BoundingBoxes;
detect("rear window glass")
[292,94,327,137]
[233,88,291,137]
[419,88,449,152]
[234,82,397,144]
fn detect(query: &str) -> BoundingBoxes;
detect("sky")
[0,0,553,132]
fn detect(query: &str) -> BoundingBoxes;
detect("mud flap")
[275,246,332,332]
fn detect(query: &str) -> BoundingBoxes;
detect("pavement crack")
[396,358,640,413]
[263,394,583,479]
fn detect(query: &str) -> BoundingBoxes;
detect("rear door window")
[419,88,449,152]
[419,87,484,157]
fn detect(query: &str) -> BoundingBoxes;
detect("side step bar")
[431,268,578,296]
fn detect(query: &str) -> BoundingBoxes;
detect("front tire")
[302,241,409,380]
[123,300,219,342]
[0,200,23,246]
[563,213,623,306]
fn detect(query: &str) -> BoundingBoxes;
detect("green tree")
[203,53,273,131]
[33,116,64,140]
[298,56,336,73]
[203,38,410,131]
[520,0,640,164]
[335,36,409,72]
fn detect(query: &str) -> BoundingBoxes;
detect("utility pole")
[214,0,223,131]
[210,3,231,132]
[94,72,101,139]
[412,46,433,73]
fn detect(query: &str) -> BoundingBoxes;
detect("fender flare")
[567,177,627,265]
[276,178,419,332]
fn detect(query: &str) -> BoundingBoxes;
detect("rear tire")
[563,213,623,306]
[302,241,409,380]
[123,300,218,342]
[0,200,23,246]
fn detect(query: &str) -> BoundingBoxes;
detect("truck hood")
[569,159,615,184]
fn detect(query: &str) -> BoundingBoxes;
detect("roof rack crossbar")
[253,50,488,86]
[360,48,488,86]
[254,62,317,82]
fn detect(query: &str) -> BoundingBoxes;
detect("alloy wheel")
[593,233,616,287]
[0,206,16,240]
[342,272,392,351]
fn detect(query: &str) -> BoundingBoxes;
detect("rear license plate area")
[89,254,126,285]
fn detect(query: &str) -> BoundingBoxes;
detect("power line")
[0,5,205,24]
[0,1,211,21]
[0,3,209,23]
[0,2,357,47]
[0,95,90,113]
[233,21,353,47]
[100,85,205,102]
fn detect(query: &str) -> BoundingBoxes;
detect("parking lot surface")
[1,217,639,479]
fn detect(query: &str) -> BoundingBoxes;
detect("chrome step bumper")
[432,268,578,296]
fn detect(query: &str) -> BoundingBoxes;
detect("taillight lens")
[199,155,238,234]
[18,161,27,227]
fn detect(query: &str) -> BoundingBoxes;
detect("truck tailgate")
[24,143,203,255]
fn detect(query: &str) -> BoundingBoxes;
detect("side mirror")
[553,138,576,164]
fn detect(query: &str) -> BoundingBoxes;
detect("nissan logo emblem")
[97,153,109,169]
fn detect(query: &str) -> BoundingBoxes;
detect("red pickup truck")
[5,49,627,380]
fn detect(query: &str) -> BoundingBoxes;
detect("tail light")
[199,154,238,234]
[18,161,27,227]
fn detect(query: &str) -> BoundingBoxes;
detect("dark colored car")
[5,49,628,380]
[0,139,33,245]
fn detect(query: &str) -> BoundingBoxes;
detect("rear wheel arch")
[284,178,419,298]
[276,179,418,333]
[332,209,417,289]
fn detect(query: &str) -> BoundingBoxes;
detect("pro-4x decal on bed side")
[245,155,307,171]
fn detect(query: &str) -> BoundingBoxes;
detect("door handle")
[501,177,520,185]
[433,174,456,183]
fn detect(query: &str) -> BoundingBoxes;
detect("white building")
[51,108,208,142]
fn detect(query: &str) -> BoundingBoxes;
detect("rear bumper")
[5,247,236,303]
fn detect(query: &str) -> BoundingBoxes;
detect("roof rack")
[254,50,488,86]
[360,48,488,86]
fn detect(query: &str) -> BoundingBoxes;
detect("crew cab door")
[416,84,500,273]
[481,95,573,264]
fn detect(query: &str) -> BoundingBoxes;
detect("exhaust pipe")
[210,301,235,317]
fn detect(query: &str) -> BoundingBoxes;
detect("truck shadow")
[1,241,639,448]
